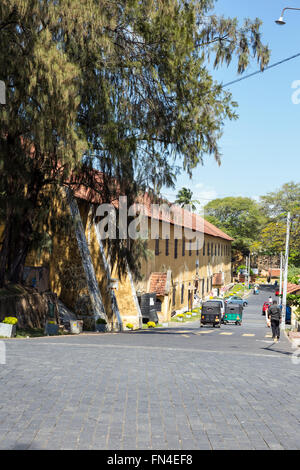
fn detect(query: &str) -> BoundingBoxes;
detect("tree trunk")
[0,212,33,287]
[0,216,12,287]
[9,215,34,283]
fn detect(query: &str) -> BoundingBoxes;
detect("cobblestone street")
[0,286,299,450]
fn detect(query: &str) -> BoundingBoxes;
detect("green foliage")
[204,197,266,255]
[288,265,300,284]
[205,183,300,267]
[175,188,200,211]
[286,294,300,308]
[258,182,300,266]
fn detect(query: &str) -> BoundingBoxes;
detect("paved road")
[0,285,299,450]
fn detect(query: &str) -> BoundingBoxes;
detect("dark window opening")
[155,237,159,255]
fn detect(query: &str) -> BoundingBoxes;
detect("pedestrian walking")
[268,295,273,304]
[268,300,282,342]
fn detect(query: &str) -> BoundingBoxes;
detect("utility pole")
[279,251,283,306]
[281,213,291,329]
[248,253,251,288]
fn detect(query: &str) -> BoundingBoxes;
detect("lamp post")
[281,212,291,330]
[279,251,283,306]
[275,7,300,25]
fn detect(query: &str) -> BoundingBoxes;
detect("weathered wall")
[25,193,140,327]
[0,288,57,329]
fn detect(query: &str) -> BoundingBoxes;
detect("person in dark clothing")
[268,300,282,342]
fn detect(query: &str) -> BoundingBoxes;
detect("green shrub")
[126,323,134,329]
[147,321,156,328]
[96,318,107,325]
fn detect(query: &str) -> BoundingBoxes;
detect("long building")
[17,182,233,329]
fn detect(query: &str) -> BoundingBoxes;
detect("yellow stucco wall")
[135,220,232,321]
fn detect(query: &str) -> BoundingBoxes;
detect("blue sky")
[162,0,300,207]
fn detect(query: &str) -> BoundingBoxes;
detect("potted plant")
[0,317,18,338]
[147,321,156,328]
[96,317,107,332]
[177,313,184,322]
[126,323,134,331]
[185,312,192,319]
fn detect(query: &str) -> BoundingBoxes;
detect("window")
[202,279,205,296]
[189,240,192,256]
[196,238,199,256]
[207,242,210,256]
[215,244,217,256]
[182,238,185,257]
[203,241,205,256]
[207,278,209,292]
[155,237,159,256]
[165,237,169,256]
[172,287,176,306]
[174,239,178,259]
[211,243,213,257]
[218,244,220,256]
[181,284,184,304]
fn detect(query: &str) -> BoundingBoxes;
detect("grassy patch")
[14,327,70,338]
[171,314,201,323]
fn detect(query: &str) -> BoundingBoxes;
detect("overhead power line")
[222,51,300,88]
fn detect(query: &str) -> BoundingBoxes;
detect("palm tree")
[174,188,200,212]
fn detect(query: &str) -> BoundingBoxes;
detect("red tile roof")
[212,273,223,286]
[71,170,233,242]
[269,269,281,277]
[149,272,168,296]
[287,283,300,294]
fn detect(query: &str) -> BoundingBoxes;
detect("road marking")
[242,334,255,337]
[199,330,213,334]
[265,334,272,338]
[182,335,190,338]
[219,332,233,335]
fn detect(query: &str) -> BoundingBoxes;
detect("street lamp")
[275,7,300,25]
